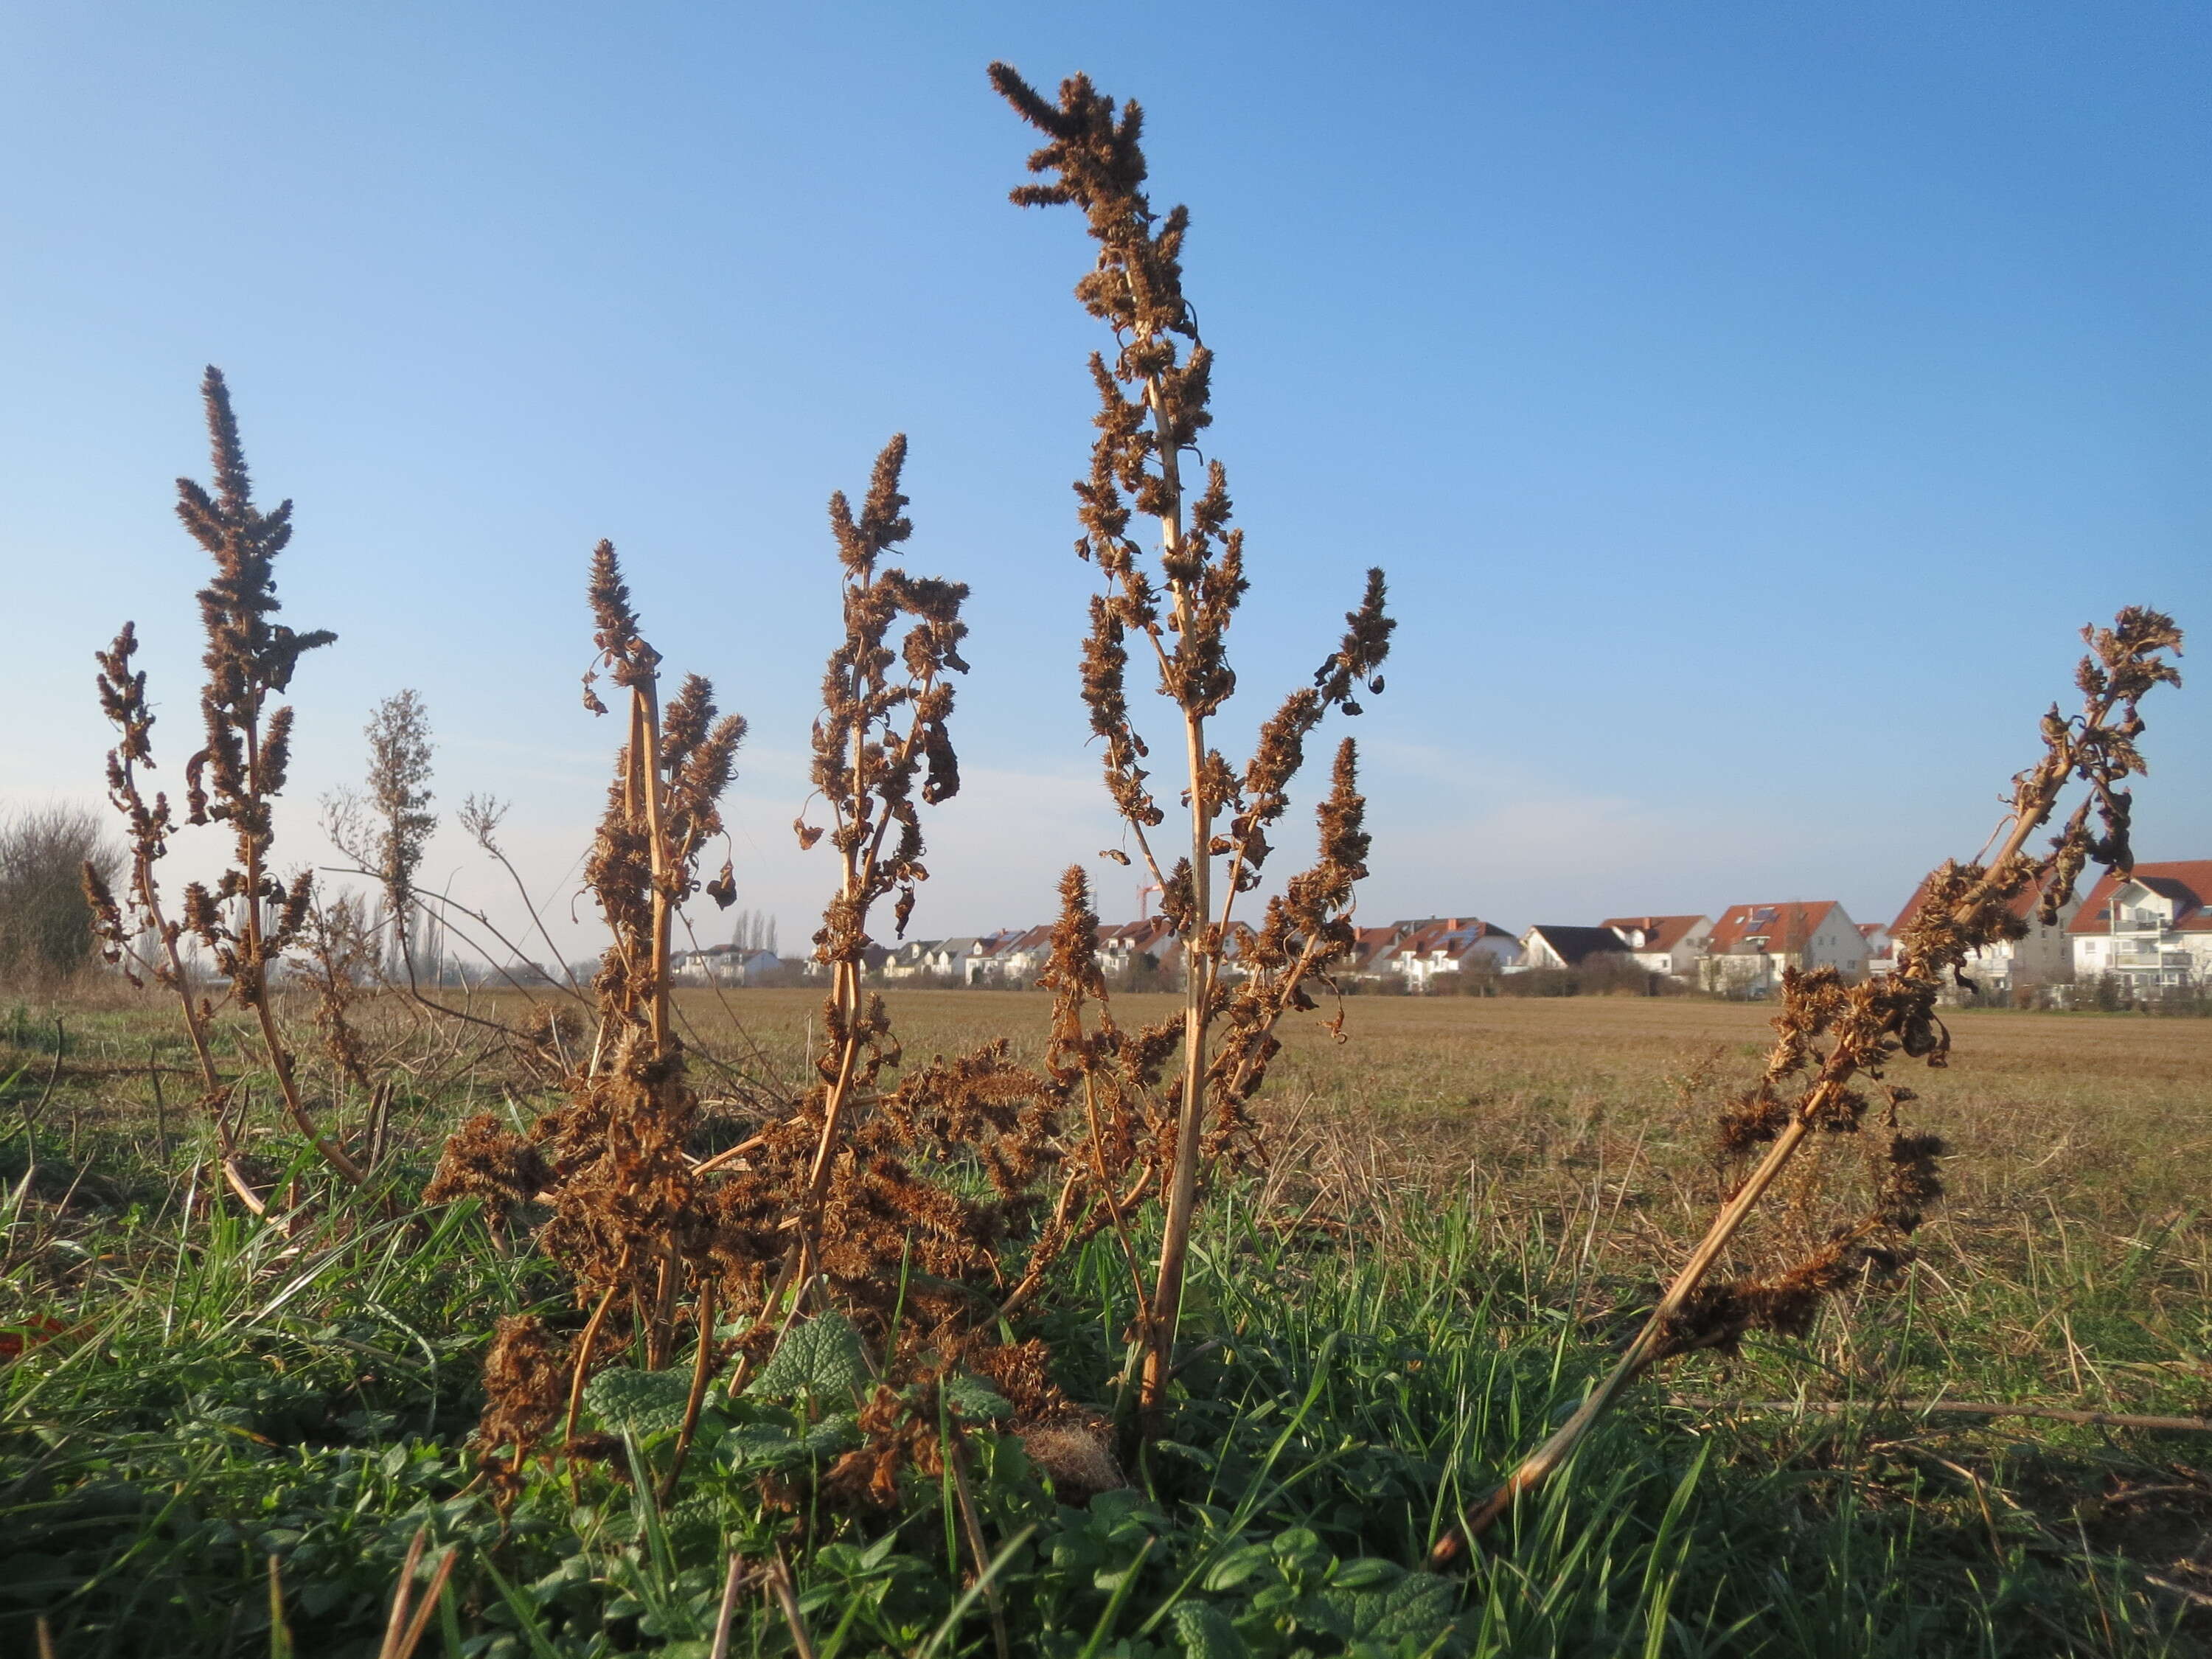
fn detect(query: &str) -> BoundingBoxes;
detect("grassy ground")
[3,985,2210,1655]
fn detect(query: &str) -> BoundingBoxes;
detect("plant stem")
[241,717,364,1186]
[633,680,673,1056]
[659,1276,718,1504]
[1138,358,1209,1421]
[1432,1113,1814,1562]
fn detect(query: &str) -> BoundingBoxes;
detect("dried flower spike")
[995,62,1392,1424]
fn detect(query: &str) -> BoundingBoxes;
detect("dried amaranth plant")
[1433,606,2184,1561]
[434,448,1086,1505]
[993,62,1394,1419]
[699,439,1080,1447]
[86,369,358,1191]
[782,434,973,1291]
[84,620,261,1207]
[429,536,745,1478]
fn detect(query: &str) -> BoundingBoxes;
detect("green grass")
[2,992,2208,1655]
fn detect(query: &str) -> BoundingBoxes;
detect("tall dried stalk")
[1430,607,2183,1564]
[563,540,744,1367]
[992,64,1393,1421]
[770,434,970,1318]
[668,442,1097,1507]
[86,369,358,1191]
[429,540,744,1473]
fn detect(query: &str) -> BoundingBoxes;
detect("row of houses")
[670,918,1191,988]
[1896,858,2212,997]
[1462,860,2210,996]
[881,918,1191,987]
[670,860,2212,996]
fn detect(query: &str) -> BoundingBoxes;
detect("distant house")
[916,936,977,982]
[1889,876,2078,996]
[2067,860,2212,990]
[801,943,891,980]
[881,939,942,981]
[925,931,1016,985]
[1100,917,1180,983]
[1702,901,1867,994]
[1344,925,1407,978]
[1518,924,1632,973]
[1857,922,1893,975]
[671,944,783,985]
[979,925,1057,987]
[1601,915,1711,978]
[1381,918,1520,991]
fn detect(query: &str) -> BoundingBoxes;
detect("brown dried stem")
[658,1276,720,1504]
[1431,607,2183,1565]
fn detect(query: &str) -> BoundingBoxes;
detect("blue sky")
[4,1,2204,957]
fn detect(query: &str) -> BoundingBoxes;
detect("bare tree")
[728,907,777,956]
[364,690,437,975]
[325,689,437,978]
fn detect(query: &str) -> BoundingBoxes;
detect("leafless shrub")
[0,805,119,986]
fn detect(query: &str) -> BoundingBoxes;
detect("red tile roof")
[1705,902,1843,956]
[1100,917,1177,953]
[2065,860,2212,935]
[1347,925,1402,970]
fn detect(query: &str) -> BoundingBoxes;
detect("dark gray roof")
[1527,925,1632,967]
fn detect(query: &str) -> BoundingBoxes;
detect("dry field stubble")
[676,986,2212,1419]
[675,985,2212,1211]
